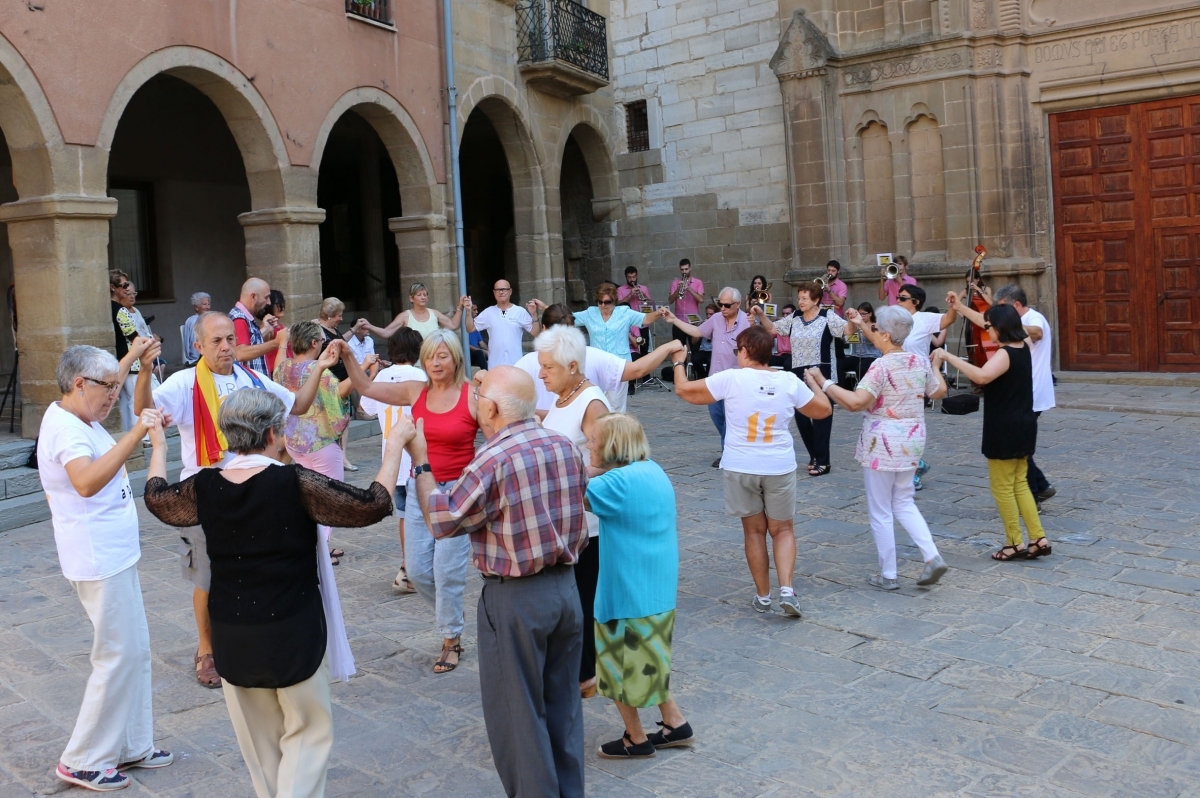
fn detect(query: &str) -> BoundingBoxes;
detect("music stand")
[637,322,669,392]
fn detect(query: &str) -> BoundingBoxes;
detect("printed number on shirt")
[745,412,777,444]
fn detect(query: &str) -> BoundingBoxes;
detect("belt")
[481,563,573,583]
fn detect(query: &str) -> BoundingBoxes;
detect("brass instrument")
[748,281,772,310]
[633,283,650,305]
[884,264,900,280]
[674,276,692,302]
[814,275,829,292]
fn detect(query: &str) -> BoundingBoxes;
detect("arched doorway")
[0,128,18,403]
[316,111,404,323]
[558,126,616,308]
[106,74,252,364]
[460,109,517,304]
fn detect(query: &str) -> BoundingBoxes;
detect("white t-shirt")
[706,368,815,475]
[516,346,627,412]
[359,364,426,484]
[904,312,944,358]
[37,403,139,581]
[1022,307,1056,412]
[476,305,533,368]
[347,336,375,364]
[152,366,296,479]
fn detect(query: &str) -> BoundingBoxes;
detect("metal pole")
[442,0,471,358]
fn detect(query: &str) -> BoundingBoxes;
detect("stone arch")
[311,88,440,216]
[902,103,938,132]
[554,114,620,219]
[456,80,553,302]
[853,109,888,136]
[0,32,67,198]
[95,46,292,210]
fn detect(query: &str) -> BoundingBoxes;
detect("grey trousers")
[477,565,585,798]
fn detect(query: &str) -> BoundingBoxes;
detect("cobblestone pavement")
[3,388,1200,797]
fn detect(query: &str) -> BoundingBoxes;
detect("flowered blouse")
[273,358,350,454]
[774,309,848,370]
[855,352,938,472]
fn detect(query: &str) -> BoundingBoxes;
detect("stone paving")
[2,388,1200,797]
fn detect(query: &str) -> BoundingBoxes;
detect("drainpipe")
[442,0,471,358]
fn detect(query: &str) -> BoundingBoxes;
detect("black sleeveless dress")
[981,344,1037,460]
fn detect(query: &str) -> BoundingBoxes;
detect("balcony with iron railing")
[516,0,609,97]
[345,0,393,28]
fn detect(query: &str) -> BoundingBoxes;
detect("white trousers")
[863,467,940,579]
[61,564,154,771]
[222,656,333,798]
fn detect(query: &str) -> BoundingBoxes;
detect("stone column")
[0,195,118,438]
[238,207,327,324]
[389,214,454,307]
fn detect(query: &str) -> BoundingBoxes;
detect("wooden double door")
[1052,97,1200,371]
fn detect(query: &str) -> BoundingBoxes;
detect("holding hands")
[803,367,825,388]
[134,337,161,371]
[316,341,342,371]
[526,298,547,314]
[660,307,678,324]
[140,408,167,445]
[845,308,864,325]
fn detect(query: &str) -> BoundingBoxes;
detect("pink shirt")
[617,283,652,338]
[821,278,849,317]
[669,276,705,319]
[884,274,918,306]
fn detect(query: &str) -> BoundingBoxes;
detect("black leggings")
[792,365,833,467]
[574,536,600,682]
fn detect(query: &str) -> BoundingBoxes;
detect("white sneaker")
[751,596,774,613]
[778,593,802,618]
[868,573,900,591]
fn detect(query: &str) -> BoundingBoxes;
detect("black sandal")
[1026,538,1053,559]
[598,733,657,759]
[434,642,464,674]
[992,545,1028,561]
[808,464,831,477]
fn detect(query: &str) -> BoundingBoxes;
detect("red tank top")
[412,383,478,481]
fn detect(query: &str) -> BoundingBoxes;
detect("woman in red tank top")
[340,328,479,673]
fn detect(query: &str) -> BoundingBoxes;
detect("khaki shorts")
[723,469,797,521]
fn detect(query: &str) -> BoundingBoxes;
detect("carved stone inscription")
[1032,19,1200,66]
[844,48,1002,86]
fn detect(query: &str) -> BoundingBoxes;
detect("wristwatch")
[412,463,433,476]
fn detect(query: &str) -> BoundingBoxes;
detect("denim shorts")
[393,484,408,517]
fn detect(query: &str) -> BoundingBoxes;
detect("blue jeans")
[405,478,470,639]
[708,400,726,447]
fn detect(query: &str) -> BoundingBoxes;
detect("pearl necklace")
[556,377,588,406]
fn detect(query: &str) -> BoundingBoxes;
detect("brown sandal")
[992,545,1028,561]
[194,651,221,689]
[1026,538,1053,559]
[434,641,464,674]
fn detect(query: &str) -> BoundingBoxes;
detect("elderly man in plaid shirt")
[397,366,589,798]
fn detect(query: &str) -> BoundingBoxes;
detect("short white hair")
[190,291,211,307]
[534,325,587,371]
[56,346,119,393]
[873,305,913,345]
[719,286,742,304]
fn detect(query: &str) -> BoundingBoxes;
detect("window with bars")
[626,100,649,153]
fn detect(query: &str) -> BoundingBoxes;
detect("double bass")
[966,245,997,366]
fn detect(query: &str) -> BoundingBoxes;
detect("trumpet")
[814,275,830,292]
[884,264,900,281]
[674,276,692,301]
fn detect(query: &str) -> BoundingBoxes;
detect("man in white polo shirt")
[953,283,1056,502]
[467,279,537,368]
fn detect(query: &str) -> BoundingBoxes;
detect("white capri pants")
[863,467,940,580]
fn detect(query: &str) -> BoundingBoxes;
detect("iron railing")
[346,0,393,26]
[516,0,608,82]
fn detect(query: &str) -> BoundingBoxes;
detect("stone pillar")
[238,207,327,324]
[0,195,118,438]
[389,214,454,307]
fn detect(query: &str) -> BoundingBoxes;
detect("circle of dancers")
[37,268,1052,794]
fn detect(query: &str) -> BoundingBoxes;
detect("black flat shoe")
[647,721,695,749]
[598,733,657,759]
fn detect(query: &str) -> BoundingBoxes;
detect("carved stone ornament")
[843,47,1003,86]
[971,0,990,29]
[770,9,835,80]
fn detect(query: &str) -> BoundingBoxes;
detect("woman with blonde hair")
[340,327,480,673]
[536,325,610,697]
[361,283,471,341]
[585,413,693,758]
[274,321,379,564]
[573,282,663,411]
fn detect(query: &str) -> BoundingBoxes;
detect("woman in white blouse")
[758,281,853,477]
[574,283,662,411]
[536,325,611,698]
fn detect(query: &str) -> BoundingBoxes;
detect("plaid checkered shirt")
[427,418,589,577]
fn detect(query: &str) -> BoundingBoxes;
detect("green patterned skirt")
[595,609,675,708]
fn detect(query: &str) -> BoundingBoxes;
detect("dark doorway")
[0,127,17,386]
[559,134,612,308]
[317,112,403,321]
[460,110,517,303]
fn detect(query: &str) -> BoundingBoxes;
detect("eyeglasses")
[598,299,614,306]
[473,387,493,402]
[85,376,122,395]
[494,287,512,293]
[718,302,737,309]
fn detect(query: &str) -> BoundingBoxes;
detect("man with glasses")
[663,287,751,467]
[467,280,537,369]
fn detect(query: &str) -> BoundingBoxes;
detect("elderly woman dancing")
[586,414,694,759]
[341,328,480,673]
[673,325,831,615]
[144,389,405,798]
[536,325,611,697]
[934,303,1050,562]
[39,342,175,792]
[573,282,663,411]
[816,306,950,590]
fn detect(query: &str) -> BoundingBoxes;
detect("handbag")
[941,393,980,415]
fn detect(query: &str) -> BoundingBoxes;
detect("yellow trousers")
[987,458,1045,547]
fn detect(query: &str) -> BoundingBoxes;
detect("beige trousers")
[222,655,333,798]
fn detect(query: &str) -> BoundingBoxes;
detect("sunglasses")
[85,376,122,395]
[598,299,614,306]
[983,323,993,330]
[115,281,131,290]
[718,302,737,309]
[897,295,914,303]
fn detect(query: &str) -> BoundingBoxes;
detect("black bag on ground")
[941,393,980,415]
